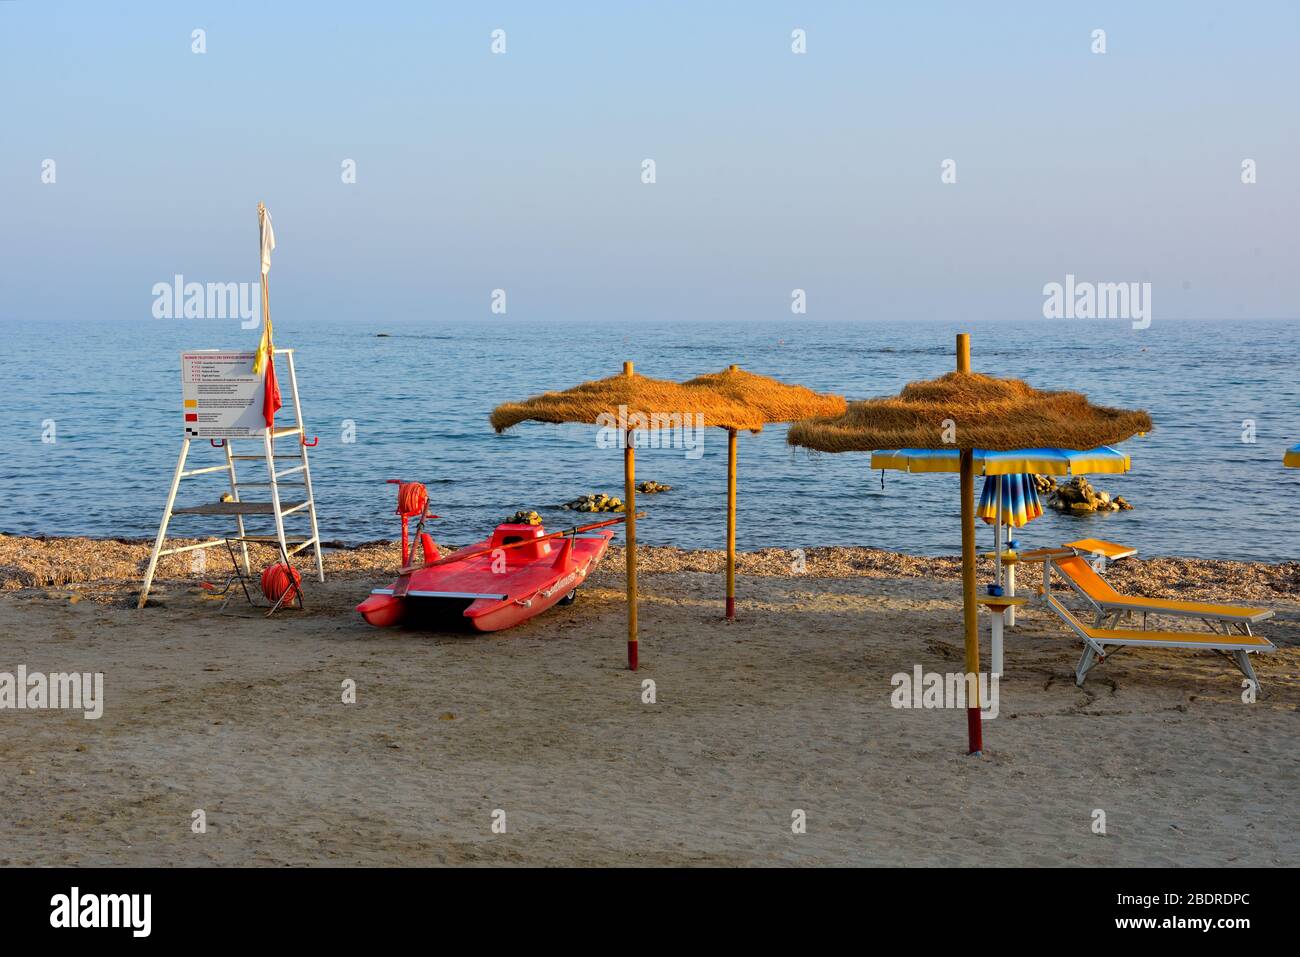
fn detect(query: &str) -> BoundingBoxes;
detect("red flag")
[263,353,283,428]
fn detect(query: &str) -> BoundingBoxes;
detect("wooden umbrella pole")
[956,334,982,755]
[624,361,638,670]
[960,448,982,754]
[725,427,737,619]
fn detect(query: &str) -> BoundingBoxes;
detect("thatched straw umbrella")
[681,365,845,619]
[492,363,764,669]
[788,334,1151,754]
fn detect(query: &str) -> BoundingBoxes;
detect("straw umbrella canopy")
[681,366,845,619]
[788,334,1151,754]
[492,363,764,670]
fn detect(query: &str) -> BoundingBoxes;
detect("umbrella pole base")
[725,597,735,620]
[627,641,638,671]
[966,707,983,755]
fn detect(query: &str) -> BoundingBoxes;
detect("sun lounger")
[1063,538,1136,562]
[1050,553,1274,636]
[1044,592,1275,688]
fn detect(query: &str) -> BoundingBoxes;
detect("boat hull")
[355,593,405,628]
[357,528,613,632]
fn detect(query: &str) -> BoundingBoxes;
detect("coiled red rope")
[260,563,301,603]
[396,482,428,518]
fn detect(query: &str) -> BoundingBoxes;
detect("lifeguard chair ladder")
[137,348,324,608]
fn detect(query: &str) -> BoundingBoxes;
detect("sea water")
[1,316,1296,562]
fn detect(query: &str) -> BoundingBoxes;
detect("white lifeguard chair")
[137,348,324,609]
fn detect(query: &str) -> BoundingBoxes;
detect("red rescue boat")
[356,482,621,631]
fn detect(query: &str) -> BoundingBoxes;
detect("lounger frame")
[1028,549,1276,691]
[1045,593,1271,689]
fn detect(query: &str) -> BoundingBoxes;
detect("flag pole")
[257,202,271,360]
[255,203,282,429]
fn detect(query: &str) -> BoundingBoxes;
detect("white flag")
[260,206,275,275]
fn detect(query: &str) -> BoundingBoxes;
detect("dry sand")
[1,534,1298,866]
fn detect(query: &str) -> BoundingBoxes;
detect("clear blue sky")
[1,1,1296,323]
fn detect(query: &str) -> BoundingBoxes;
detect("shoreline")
[3,532,1298,604]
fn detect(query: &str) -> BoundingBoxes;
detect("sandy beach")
[1,534,1297,867]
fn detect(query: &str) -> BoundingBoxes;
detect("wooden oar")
[396,513,642,576]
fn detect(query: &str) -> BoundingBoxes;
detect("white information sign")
[181,350,266,439]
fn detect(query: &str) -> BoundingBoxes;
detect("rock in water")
[560,493,625,513]
[1048,476,1132,513]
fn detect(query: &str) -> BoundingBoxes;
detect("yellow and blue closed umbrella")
[976,472,1044,601]
[978,473,1043,528]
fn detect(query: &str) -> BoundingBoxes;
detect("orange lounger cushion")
[1055,556,1273,623]
[1065,538,1137,560]
[1056,556,1124,601]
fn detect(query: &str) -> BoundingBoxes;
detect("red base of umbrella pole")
[966,707,983,755]
[725,597,735,619]
[628,641,638,671]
